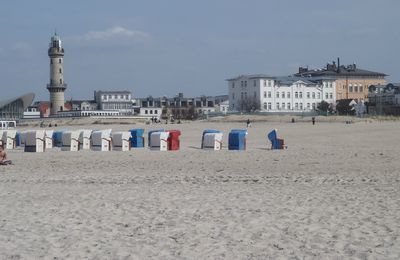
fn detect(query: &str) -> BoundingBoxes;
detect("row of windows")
[102,103,131,110]
[50,79,63,84]
[262,102,319,110]
[144,109,159,115]
[349,86,364,93]
[232,91,333,100]
[102,94,130,100]
[50,59,62,64]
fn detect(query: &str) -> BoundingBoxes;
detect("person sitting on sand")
[0,144,12,165]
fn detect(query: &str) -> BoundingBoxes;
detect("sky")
[0,0,399,101]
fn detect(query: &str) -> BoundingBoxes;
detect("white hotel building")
[227,74,336,112]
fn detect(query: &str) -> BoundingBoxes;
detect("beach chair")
[2,130,16,149]
[52,131,64,147]
[267,129,285,150]
[78,129,92,150]
[0,131,3,146]
[228,129,247,150]
[61,131,80,151]
[129,129,145,148]
[201,129,222,149]
[91,129,112,151]
[203,132,223,150]
[45,130,54,149]
[24,130,46,152]
[150,131,169,151]
[148,129,165,147]
[166,130,181,151]
[112,131,132,151]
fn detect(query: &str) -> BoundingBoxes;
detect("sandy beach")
[1,120,400,259]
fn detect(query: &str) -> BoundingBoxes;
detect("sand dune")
[0,121,399,259]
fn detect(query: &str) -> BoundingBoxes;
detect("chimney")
[337,57,340,72]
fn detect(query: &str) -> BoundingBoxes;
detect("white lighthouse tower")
[47,32,67,115]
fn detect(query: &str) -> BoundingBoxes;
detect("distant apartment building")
[295,59,386,101]
[94,90,134,115]
[367,83,400,115]
[138,93,227,119]
[227,74,335,112]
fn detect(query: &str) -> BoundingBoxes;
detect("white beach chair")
[24,130,46,152]
[2,130,17,149]
[78,129,92,150]
[150,132,169,151]
[203,132,223,150]
[91,129,112,151]
[61,131,80,152]
[45,130,54,149]
[112,132,132,151]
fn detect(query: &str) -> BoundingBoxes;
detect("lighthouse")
[47,32,67,115]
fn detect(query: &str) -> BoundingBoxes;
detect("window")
[109,95,112,99]
[354,86,358,92]
[325,93,329,99]
[312,103,316,109]
[282,103,285,109]
[254,80,256,87]
[329,93,333,99]
[241,81,243,87]
[287,103,291,109]
[287,92,290,98]
[245,81,247,87]
[295,92,298,98]
[317,92,321,99]
[276,92,280,98]
[299,92,303,98]
[282,92,285,98]
[300,103,303,110]
[268,91,271,98]
[360,86,363,93]
[307,103,310,109]
[276,103,280,109]
[232,82,235,88]
[59,59,62,63]
[349,85,353,92]
[254,92,257,98]
[264,91,267,98]
[295,103,298,109]
[114,95,118,99]
[59,79,62,84]
[59,68,62,73]
[312,92,315,99]
[268,81,272,87]
[126,95,129,100]
[268,102,272,110]
[264,80,267,87]
[307,92,310,98]
[232,93,235,100]
[150,110,153,114]
[263,103,267,109]
[145,110,148,114]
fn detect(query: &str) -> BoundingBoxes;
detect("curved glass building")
[0,93,35,119]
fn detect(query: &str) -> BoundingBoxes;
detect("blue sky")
[0,0,399,101]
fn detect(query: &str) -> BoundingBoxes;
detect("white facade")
[228,75,336,112]
[139,107,162,118]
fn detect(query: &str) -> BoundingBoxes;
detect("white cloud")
[66,26,150,46]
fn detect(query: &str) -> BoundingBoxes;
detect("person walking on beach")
[246,119,251,128]
[312,117,316,125]
[0,144,12,165]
